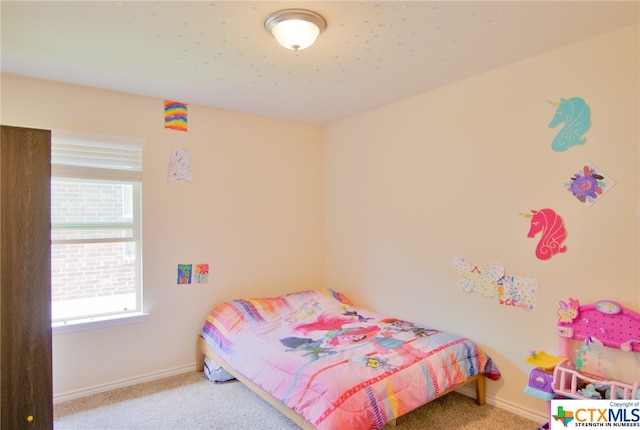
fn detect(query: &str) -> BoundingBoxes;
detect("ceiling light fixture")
[264,9,326,51]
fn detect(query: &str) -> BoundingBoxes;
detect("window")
[51,131,145,331]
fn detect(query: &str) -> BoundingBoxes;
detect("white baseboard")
[54,362,198,404]
[54,363,549,426]
[456,384,547,425]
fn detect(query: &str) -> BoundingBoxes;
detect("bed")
[197,288,500,429]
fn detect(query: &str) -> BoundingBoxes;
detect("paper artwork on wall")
[177,264,192,284]
[520,208,568,261]
[168,149,192,181]
[565,162,615,207]
[195,263,209,283]
[164,100,188,132]
[453,257,538,311]
[497,275,538,310]
[452,257,504,297]
[546,97,591,152]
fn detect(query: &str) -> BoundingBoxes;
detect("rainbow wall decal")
[164,100,188,131]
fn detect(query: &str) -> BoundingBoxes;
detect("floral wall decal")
[565,162,615,207]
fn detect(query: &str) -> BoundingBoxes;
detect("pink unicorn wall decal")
[520,208,568,260]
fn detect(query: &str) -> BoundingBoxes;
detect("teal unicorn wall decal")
[547,97,591,152]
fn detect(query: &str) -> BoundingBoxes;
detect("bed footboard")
[197,335,486,427]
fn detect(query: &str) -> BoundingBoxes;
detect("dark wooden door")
[1,125,53,429]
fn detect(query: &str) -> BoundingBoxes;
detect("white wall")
[0,75,325,397]
[324,24,639,419]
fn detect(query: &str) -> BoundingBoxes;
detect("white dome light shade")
[271,19,320,51]
[265,9,326,51]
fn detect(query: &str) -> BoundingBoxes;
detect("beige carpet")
[55,371,542,429]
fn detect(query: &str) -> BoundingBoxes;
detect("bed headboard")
[555,298,640,358]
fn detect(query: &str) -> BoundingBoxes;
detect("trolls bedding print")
[201,289,500,429]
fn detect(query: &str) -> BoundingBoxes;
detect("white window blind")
[52,130,143,181]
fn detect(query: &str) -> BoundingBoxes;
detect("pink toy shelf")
[552,298,640,400]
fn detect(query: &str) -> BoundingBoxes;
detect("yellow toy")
[525,350,563,371]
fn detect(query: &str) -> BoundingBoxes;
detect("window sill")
[52,312,149,335]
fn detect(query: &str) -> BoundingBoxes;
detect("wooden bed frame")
[196,335,486,428]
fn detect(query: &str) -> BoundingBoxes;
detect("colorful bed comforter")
[201,288,500,429]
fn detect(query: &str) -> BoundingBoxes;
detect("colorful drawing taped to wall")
[168,149,192,181]
[164,100,188,131]
[177,264,192,284]
[195,263,209,283]
[520,208,568,261]
[497,274,538,310]
[565,162,615,207]
[546,97,591,152]
[452,256,504,297]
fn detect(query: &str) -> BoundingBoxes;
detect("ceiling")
[2,1,638,125]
